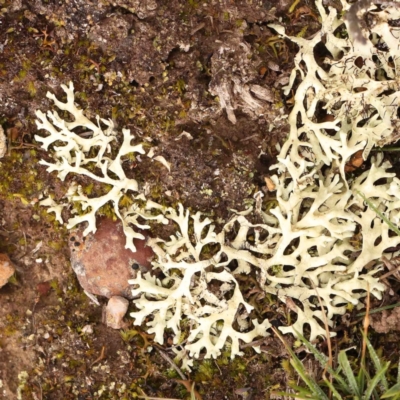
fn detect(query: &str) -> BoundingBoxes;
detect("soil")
[1,0,400,399]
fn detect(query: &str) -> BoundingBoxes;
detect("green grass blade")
[273,391,319,399]
[288,383,314,392]
[357,191,400,236]
[381,382,400,398]
[364,362,390,399]
[274,329,329,400]
[289,386,316,397]
[361,331,389,390]
[294,331,328,367]
[289,358,329,399]
[356,302,400,317]
[323,377,344,400]
[397,358,400,384]
[357,366,366,395]
[338,350,361,397]
[294,330,350,392]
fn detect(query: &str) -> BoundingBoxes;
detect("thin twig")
[240,134,260,142]
[138,395,181,400]
[214,359,222,375]
[90,346,106,368]
[154,347,187,380]
[137,397,180,400]
[379,256,400,281]
[361,284,371,369]
[240,337,268,349]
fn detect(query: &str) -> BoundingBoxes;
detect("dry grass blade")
[155,347,187,380]
[357,191,400,236]
[137,395,181,400]
[379,256,400,281]
[90,345,106,368]
[272,327,329,400]
[361,284,371,368]
[174,380,202,400]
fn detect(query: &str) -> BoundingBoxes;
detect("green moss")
[18,69,27,79]
[48,240,63,250]
[164,368,179,379]
[196,360,216,381]
[68,359,83,368]
[98,202,117,220]
[174,78,186,95]
[83,182,94,195]
[49,279,62,296]
[2,313,21,336]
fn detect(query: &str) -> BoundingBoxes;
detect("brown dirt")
[1,0,400,399]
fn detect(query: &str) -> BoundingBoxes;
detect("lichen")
[34,82,168,252]
[35,0,400,366]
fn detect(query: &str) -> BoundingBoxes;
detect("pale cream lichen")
[35,82,167,252]
[35,0,400,365]
[129,204,272,361]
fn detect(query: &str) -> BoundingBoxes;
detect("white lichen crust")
[35,0,400,366]
[129,204,271,361]
[35,82,149,251]
[129,0,400,347]
[262,0,400,339]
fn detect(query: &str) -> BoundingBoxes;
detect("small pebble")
[81,325,93,334]
[0,253,15,288]
[105,296,129,330]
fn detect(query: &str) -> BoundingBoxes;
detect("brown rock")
[105,296,129,330]
[36,281,52,297]
[370,307,400,333]
[69,218,154,298]
[0,253,15,288]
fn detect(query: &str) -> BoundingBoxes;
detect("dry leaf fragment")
[250,85,274,102]
[175,131,193,141]
[264,176,276,191]
[268,61,280,72]
[345,150,364,172]
[147,147,155,158]
[285,297,298,313]
[154,155,171,172]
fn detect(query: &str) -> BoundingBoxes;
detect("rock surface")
[69,218,153,298]
[370,307,400,333]
[105,296,129,330]
[0,253,15,288]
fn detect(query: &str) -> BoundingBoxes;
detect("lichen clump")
[35,0,400,366]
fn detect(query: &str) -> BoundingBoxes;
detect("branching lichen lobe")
[35,0,400,366]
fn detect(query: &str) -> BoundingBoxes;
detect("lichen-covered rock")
[88,15,131,52]
[109,0,157,19]
[69,217,153,298]
[105,296,129,329]
[0,254,15,288]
